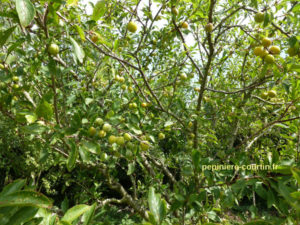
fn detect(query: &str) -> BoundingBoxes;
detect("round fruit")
[0,63,4,70]
[261,92,268,99]
[128,86,133,92]
[108,135,117,144]
[269,46,280,55]
[260,49,268,58]
[188,121,193,128]
[253,46,264,56]
[12,84,19,89]
[121,84,127,90]
[140,141,150,151]
[262,37,272,47]
[171,7,178,15]
[91,33,100,43]
[102,123,112,132]
[127,21,138,33]
[254,12,264,23]
[116,136,125,145]
[158,132,165,140]
[141,102,148,108]
[129,102,137,109]
[48,43,59,56]
[180,74,187,80]
[189,133,195,139]
[205,23,213,32]
[124,133,132,141]
[187,140,193,146]
[114,75,120,81]
[88,127,97,136]
[98,130,106,138]
[140,135,147,141]
[268,90,277,98]
[287,47,298,57]
[118,77,125,83]
[264,54,275,64]
[12,76,19,82]
[95,118,103,126]
[194,87,200,92]
[290,106,296,111]
[181,22,188,29]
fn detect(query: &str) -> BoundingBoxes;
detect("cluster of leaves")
[0,0,300,224]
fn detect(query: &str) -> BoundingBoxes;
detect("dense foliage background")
[0,0,300,224]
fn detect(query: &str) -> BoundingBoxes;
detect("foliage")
[0,0,300,224]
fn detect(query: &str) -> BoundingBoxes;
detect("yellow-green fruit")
[188,121,193,128]
[48,43,59,55]
[114,75,120,81]
[13,96,18,101]
[180,74,187,80]
[261,92,268,99]
[95,117,103,126]
[108,135,117,144]
[141,102,148,108]
[102,123,112,132]
[98,130,106,138]
[118,77,125,83]
[124,133,132,141]
[253,46,264,56]
[187,140,193,146]
[290,106,297,111]
[12,76,19,82]
[287,47,298,57]
[88,127,97,136]
[12,84,19,89]
[189,133,195,139]
[128,86,133,92]
[254,12,264,23]
[140,135,147,141]
[269,46,280,55]
[140,141,150,151]
[121,84,127,90]
[171,7,178,15]
[194,87,200,92]
[262,37,272,47]
[181,22,188,29]
[268,90,277,98]
[127,21,138,33]
[158,132,165,140]
[205,23,213,32]
[116,136,125,145]
[0,64,4,70]
[91,33,100,43]
[260,49,268,58]
[264,54,275,64]
[129,102,137,109]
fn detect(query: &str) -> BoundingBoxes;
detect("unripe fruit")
[180,74,187,80]
[95,118,103,126]
[205,23,213,32]
[12,76,19,82]
[290,106,296,111]
[187,140,193,146]
[194,87,200,92]
[0,63,4,70]
[189,133,195,139]
[48,43,59,56]
[264,54,275,64]
[253,46,264,56]
[128,86,133,92]
[262,37,272,47]
[98,130,106,138]
[269,46,280,55]
[287,47,298,57]
[268,90,277,98]
[102,123,112,132]
[108,135,117,144]
[129,102,137,109]
[88,127,97,136]
[171,7,178,15]
[140,141,150,151]
[260,49,268,58]
[141,102,148,108]
[116,136,125,145]
[181,22,188,29]
[140,135,147,141]
[121,84,127,90]
[261,92,268,99]
[91,33,100,43]
[118,77,125,83]
[12,84,19,89]
[254,12,264,23]
[188,121,193,128]
[158,132,165,140]
[124,133,132,141]
[127,21,138,33]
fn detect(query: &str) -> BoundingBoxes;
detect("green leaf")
[67,0,78,6]
[70,37,85,64]
[81,141,100,154]
[289,64,300,72]
[21,124,47,135]
[5,207,39,225]
[82,203,96,225]
[74,25,86,41]
[148,187,166,224]
[66,140,78,172]
[35,100,53,121]
[15,0,36,27]
[0,191,52,208]
[91,0,106,21]
[61,204,91,223]
[290,191,300,200]
[244,220,272,225]
[263,12,269,27]
[0,26,16,48]
[0,179,26,197]
[291,168,300,184]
